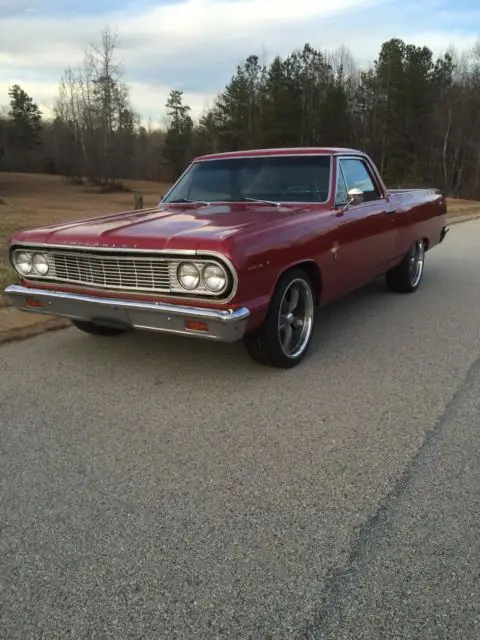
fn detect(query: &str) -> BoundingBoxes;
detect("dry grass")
[1,172,479,291]
[0,172,172,290]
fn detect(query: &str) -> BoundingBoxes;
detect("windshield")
[163,154,332,204]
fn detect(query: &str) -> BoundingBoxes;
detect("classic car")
[4,147,449,368]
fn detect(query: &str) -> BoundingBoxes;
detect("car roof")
[193,147,366,162]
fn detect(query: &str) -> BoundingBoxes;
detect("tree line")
[1,26,480,198]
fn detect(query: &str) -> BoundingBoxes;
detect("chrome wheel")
[409,239,425,288]
[278,278,314,359]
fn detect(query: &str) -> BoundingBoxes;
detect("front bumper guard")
[4,285,250,343]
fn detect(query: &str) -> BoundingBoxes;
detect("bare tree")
[53,24,136,187]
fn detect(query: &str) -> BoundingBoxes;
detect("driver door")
[326,156,396,295]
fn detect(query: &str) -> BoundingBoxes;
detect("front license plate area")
[90,306,131,329]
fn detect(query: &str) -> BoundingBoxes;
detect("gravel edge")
[0,316,71,346]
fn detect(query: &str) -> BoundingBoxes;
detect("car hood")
[12,202,312,252]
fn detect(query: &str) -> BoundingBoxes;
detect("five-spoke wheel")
[244,268,316,368]
[386,238,426,293]
[277,278,315,360]
[408,239,425,288]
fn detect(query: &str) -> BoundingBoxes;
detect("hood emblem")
[60,241,138,249]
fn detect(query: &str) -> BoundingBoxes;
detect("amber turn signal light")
[26,298,44,309]
[184,320,209,332]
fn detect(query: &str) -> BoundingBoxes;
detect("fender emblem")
[248,260,270,272]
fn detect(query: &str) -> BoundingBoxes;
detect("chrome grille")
[46,251,171,293]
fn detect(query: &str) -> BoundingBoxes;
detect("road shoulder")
[0,304,70,345]
[301,357,480,640]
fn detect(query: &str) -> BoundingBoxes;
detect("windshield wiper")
[167,198,210,205]
[237,196,281,207]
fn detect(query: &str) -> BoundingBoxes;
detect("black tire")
[71,319,126,336]
[244,267,317,369]
[385,239,425,294]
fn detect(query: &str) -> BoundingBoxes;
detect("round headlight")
[202,263,227,292]
[32,253,49,276]
[13,251,33,275]
[177,262,200,290]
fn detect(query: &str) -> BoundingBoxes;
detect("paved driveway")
[1,220,479,639]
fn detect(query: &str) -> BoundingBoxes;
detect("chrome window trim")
[161,153,334,206]
[194,152,334,161]
[335,153,387,200]
[8,244,239,303]
[334,158,350,206]
[160,164,195,203]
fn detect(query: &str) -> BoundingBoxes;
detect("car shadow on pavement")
[54,276,403,380]
[44,259,453,384]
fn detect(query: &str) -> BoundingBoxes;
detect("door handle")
[385,208,396,214]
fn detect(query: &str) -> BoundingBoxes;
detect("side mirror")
[337,187,364,216]
[348,188,364,205]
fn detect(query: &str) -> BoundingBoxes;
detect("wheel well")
[279,261,322,304]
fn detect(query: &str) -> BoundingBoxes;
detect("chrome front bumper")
[4,285,250,342]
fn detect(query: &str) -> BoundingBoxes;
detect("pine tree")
[163,89,194,180]
[8,84,42,149]
[208,55,265,151]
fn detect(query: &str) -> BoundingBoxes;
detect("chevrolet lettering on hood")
[59,241,140,249]
[4,146,449,369]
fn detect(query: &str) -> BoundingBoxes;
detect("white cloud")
[406,31,480,57]
[123,0,379,34]
[127,82,217,125]
[0,0,478,123]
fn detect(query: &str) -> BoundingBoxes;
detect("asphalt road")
[1,220,480,640]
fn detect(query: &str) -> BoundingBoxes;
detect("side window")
[339,158,381,202]
[335,166,348,205]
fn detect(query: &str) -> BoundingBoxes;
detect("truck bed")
[387,188,442,196]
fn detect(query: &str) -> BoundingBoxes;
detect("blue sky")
[1,0,479,124]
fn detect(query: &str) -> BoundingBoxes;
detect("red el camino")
[5,147,449,368]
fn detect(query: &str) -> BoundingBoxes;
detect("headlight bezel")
[11,249,50,278]
[173,258,231,297]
